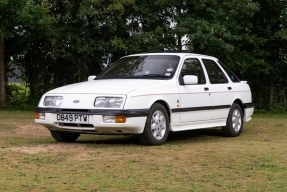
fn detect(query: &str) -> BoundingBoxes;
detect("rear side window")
[218,61,241,82]
[202,59,228,84]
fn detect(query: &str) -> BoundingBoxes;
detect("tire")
[222,103,243,137]
[139,103,170,145]
[50,130,80,142]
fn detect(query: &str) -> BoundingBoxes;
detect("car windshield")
[97,55,180,79]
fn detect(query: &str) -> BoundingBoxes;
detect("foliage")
[267,104,287,113]
[0,0,23,107]
[0,0,27,37]
[5,83,37,110]
[250,0,287,108]
[1,0,287,110]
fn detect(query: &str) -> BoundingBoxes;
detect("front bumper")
[35,107,149,134]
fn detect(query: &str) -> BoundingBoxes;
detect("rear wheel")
[50,130,80,142]
[139,103,170,145]
[222,103,243,137]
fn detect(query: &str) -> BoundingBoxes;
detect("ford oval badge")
[73,100,80,103]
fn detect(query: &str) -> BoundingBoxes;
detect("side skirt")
[170,119,227,132]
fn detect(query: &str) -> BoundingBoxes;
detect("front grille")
[59,123,94,128]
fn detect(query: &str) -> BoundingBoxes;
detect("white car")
[35,53,254,145]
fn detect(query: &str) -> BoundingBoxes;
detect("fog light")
[35,112,45,120]
[103,116,115,123]
[115,116,126,123]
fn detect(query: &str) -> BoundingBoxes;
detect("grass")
[0,110,287,191]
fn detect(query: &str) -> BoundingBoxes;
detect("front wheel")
[139,103,170,145]
[222,103,243,137]
[50,130,80,142]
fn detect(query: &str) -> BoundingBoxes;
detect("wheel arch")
[153,100,171,122]
[233,99,244,116]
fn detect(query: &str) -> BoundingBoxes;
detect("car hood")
[46,79,166,95]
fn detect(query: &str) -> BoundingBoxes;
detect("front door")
[177,58,212,123]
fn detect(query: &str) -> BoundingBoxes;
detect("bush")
[6,83,37,110]
[267,104,287,113]
[255,104,287,114]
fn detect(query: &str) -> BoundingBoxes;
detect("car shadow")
[76,128,224,145]
[167,128,223,144]
[76,135,140,145]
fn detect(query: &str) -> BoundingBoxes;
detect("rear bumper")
[243,103,254,122]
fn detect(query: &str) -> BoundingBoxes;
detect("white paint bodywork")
[35,53,254,135]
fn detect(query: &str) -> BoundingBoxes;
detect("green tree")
[252,0,287,108]
[6,0,56,98]
[2,0,287,110]
[0,0,27,107]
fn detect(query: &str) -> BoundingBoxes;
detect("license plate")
[56,114,89,124]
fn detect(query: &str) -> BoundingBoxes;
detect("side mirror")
[183,75,198,85]
[88,75,96,81]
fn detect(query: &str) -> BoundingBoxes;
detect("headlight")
[44,96,63,107]
[94,97,124,108]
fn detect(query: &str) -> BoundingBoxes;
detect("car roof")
[127,52,218,60]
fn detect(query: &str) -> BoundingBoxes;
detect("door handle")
[204,87,209,91]
[228,87,232,90]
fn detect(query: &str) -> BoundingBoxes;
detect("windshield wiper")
[133,74,170,79]
[96,74,170,80]
[95,75,133,80]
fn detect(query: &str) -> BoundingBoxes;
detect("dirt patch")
[15,124,50,137]
[7,145,53,154]
[0,123,50,137]
[7,143,87,155]
[6,142,138,162]
[1,123,95,157]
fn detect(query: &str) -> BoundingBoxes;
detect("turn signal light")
[35,112,39,119]
[115,116,126,123]
[35,112,45,120]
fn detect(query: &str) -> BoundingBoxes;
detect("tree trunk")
[269,80,274,105]
[177,35,182,51]
[0,36,6,108]
[176,6,182,51]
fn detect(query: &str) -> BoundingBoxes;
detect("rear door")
[201,59,233,120]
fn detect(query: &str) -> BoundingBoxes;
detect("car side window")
[180,58,206,84]
[218,61,241,82]
[202,59,228,84]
